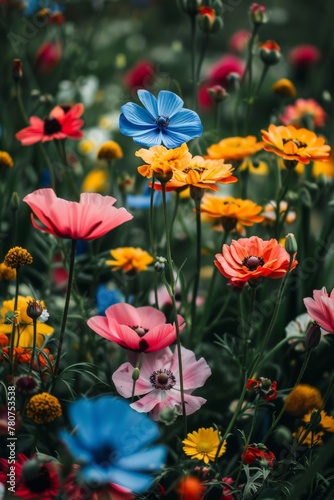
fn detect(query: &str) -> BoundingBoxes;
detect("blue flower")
[126,185,170,210]
[60,396,166,493]
[119,89,203,148]
[96,284,125,315]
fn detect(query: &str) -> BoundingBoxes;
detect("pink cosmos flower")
[303,287,334,334]
[23,189,133,240]
[112,346,211,421]
[87,303,185,353]
[16,103,84,146]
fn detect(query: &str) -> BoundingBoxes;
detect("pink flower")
[16,104,84,146]
[288,44,321,70]
[280,99,327,128]
[112,346,211,420]
[304,287,334,334]
[35,40,62,74]
[228,30,251,53]
[23,189,133,240]
[124,59,155,91]
[87,303,185,352]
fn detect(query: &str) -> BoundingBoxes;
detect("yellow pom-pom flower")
[4,247,33,269]
[26,392,62,424]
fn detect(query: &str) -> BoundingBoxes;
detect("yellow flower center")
[197,441,214,453]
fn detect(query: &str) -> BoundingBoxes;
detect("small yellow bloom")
[240,159,269,175]
[106,247,154,274]
[182,427,226,464]
[82,169,109,193]
[0,262,16,281]
[303,410,334,433]
[272,78,296,97]
[207,136,263,162]
[26,392,62,424]
[0,151,14,170]
[4,247,33,269]
[97,141,123,160]
[313,154,334,180]
[293,426,323,447]
[284,384,323,417]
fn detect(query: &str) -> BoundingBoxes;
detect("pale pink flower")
[23,189,133,240]
[304,287,334,334]
[112,346,211,421]
[87,303,185,353]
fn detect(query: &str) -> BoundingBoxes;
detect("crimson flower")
[242,444,275,467]
[303,287,334,334]
[23,189,133,240]
[87,303,184,352]
[246,377,278,402]
[16,103,84,146]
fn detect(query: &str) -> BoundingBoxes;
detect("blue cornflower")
[60,396,166,493]
[119,89,203,148]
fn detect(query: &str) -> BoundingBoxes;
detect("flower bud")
[305,322,321,349]
[207,85,229,103]
[12,59,23,82]
[259,40,281,65]
[284,233,298,256]
[132,367,140,381]
[158,406,179,425]
[250,3,268,25]
[155,256,167,272]
[197,7,223,34]
[26,299,43,320]
[10,192,20,212]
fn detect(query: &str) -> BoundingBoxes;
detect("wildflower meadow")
[1,0,334,498]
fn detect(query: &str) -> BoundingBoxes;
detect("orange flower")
[262,201,296,226]
[313,153,334,179]
[136,143,191,180]
[0,347,54,369]
[175,476,205,500]
[261,124,331,164]
[207,136,263,162]
[215,236,298,283]
[200,194,264,233]
[106,247,154,273]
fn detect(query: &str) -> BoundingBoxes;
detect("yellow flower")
[0,296,53,348]
[106,247,154,273]
[284,384,323,417]
[207,136,263,162]
[303,410,334,433]
[4,247,33,268]
[0,151,14,170]
[272,78,296,97]
[261,201,296,226]
[293,426,324,447]
[26,392,62,424]
[313,154,334,180]
[0,262,16,281]
[136,143,192,180]
[182,427,226,464]
[97,141,123,160]
[82,169,109,193]
[240,159,269,175]
[200,194,264,233]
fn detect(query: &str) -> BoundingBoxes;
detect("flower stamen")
[150,369,176,390]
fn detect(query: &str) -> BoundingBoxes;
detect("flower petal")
[157,91,184,118]
[137,89,158,118]
[120,102,155,126]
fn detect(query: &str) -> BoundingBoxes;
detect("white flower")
[39,309,50,323]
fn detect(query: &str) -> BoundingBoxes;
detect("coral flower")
[23,189,133,240]
[280,99,327,128]
[16,103,84,146]
[87,303,184,353]
[215,236,297,284]
[0,295,53,348]
[112,346,211,420]
[106,247,154,273]
[207,136,263,162]
[175,476,205,500]
[200,194,264,233]
[136,143,192,180]
[304,287,334,333]
[261,124,331,164]
[182,427,226,464]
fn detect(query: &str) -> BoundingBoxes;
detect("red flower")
[242,445,275,467]
[288,44,321,70]
[228,30,251,53]
[35,40,62,74]
[124,59,155,91]
[246,377,278,401]
[16,103,84,146]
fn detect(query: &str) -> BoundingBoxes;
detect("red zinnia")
[16,103,84,146]
[215,236,297,283]
[246,377,278,401]
[242,445,275,467]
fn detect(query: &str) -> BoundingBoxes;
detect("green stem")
[51,239,77,392]
[10,267,20,373]
[275,169,293,239]
[57,140,79,201]
[242,25,260,135]
[196,34,210,83]
[28,318,37,374]
[254,64,269,98]
[190,196,202,340]
[108,160,116,198]
[242,286,257,371]
[38,144,56,192]
[190,15,198,110]
[15,82,29,124]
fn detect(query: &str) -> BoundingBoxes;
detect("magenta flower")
[304,287,334,333]
[112,346,211,421]
[23,189,133,240]
[87,303,185,352]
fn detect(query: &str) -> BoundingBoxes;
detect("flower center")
[25,466,52,492]
[242,255,264,271]
[197,441,214,453]
[155,115,170,128]
[60,105,71,113]
[43,117,62,135]
[282,138,307,149]
[131,325,148,337]
[150,369,176,390]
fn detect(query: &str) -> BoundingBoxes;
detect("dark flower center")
[150,369,176,390]
[60,105,71,113]
[43,117,62,135]
[131,325,149,337]
[155,115,170,128]
[282,138,307,149]
[243,255,264,271]
[25,466,52,492]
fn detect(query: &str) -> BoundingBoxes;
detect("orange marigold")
[136,143,191,181]
[0,347,54,369]
[106,247,154,273]
[215,236,297,283]
[261,124,331,164]
[284,384,323,417]
[207,136,263,162]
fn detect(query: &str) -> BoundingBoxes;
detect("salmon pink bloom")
[280,99,327,128]
[87,303,185,353]
[112,346,211,420]
[16,104,84,146]
[23,189,133,240]
[304,287,334,334]
[215,236,297,284]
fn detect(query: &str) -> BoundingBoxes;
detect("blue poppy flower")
[60,396,166,493]
[119,89,203,148]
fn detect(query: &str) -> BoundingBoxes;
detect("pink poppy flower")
[303,287,334,334]
[23,188,133,240]
[112,346,211,421]
[16,103,84,146]
[87,303,185,353]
